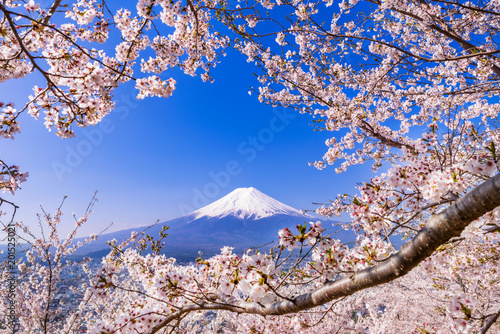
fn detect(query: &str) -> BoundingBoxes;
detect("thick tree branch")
[42,0,62,25]
[480,311,500,334]
[151,173,500,332]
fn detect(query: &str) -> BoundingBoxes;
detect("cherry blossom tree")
[1,0,500,333]
[0,196,99,333]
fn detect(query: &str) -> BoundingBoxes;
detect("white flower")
[18,263,27,273]
[24,0,40,11]
[238,279,251,295]
[219,279,233,295]
[249,284,265,301]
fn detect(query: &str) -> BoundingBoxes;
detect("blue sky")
[1,47,368,239]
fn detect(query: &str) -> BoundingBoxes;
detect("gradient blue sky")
[1,47,369,239]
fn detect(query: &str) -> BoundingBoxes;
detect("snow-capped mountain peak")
[189,187,307,220]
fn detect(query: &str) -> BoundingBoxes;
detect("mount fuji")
[187,187,309,221]
[73,188,353,261]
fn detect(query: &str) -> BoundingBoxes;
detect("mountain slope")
[71,188,353,261]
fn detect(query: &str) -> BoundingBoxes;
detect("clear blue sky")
[1,48,368,238]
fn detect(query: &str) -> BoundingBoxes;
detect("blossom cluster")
[0,0,228,143]
[0,160,28,195]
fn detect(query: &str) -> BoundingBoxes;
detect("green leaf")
[296,222,307,236]
[460,302,472,320]
[487,141,497,161]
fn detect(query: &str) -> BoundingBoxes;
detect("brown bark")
[480,311,500,334]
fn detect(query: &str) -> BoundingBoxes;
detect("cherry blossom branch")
[383,198,453,240]
[150,173,500,331]
[384,0,500,76]
[279,28,500,63]
[274,241,318,291]
[1,8,135,81]
[303,0,500,74]
[358,121,415,153]
[431,0,500,16]
[423,18,500,77]
[111,284,181,309]
[0,6,87,123]
[0,5,59,90]
[186,0,200,37]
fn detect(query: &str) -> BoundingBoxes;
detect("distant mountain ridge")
[69,187,353,261]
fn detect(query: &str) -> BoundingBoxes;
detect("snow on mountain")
[188,187,308,221]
